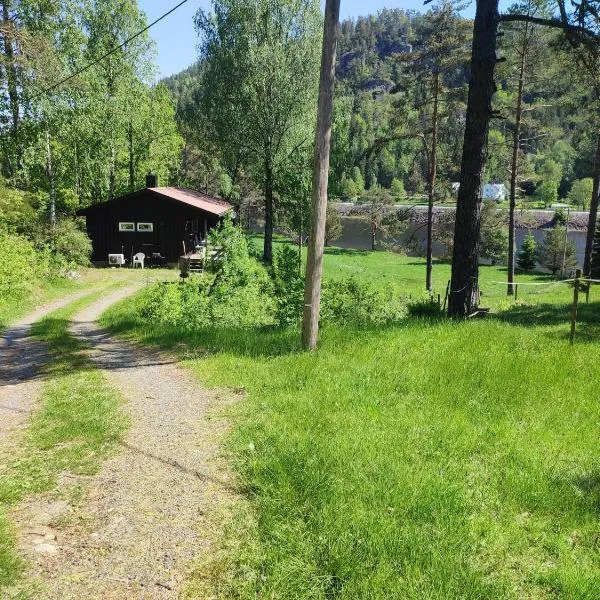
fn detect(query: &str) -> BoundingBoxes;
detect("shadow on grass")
[496,300,600,343]
[107,316,304,359]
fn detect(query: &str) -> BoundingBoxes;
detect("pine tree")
[537,226,577,275]
[517,232,537,271]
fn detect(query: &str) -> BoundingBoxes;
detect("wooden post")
[570,268,581,345]
[514,283,518,301]
[301,0,341,351]
[442,280,450,312]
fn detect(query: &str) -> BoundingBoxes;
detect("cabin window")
[119,222,135,232]
[137,222,154,232]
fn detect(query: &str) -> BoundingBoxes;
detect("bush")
[0,232,39,302]
[321,277,405,325]
[272,245,304,325]
[537,226,577,275]
[138,219,274,331]
[407,295,444,317]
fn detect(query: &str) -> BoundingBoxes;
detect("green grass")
[0,287,129,591]
[101,248,600,598]
[251,235,577,309]
[0,276,80,333]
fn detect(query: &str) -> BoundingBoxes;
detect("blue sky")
[139,0,482,79]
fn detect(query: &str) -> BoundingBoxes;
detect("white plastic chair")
[132,252,145,269]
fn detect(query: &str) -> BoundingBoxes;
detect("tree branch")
[499,13,600,44]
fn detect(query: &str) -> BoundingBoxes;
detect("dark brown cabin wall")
[81,190,226,262]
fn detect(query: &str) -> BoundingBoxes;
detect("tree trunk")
[108,144,116,200]
[507,22,529,295]
[449,0,499,317]
[2,1,19,136]
[371,221,376,251]
[584,134,600,276]
[46,128,56,227]
[302,0,340,351]
[263,151,274,264]
[128,120,135,192]
[426,70,440,293]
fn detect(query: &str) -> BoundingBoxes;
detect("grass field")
[251,235,579,310]
[101,247,600,598]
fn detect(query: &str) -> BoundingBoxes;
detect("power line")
[34,0,191,98]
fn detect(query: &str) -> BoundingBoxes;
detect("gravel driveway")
[0,289,94,439]
[16,285,236,598]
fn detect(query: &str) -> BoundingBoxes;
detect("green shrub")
[321,277,405,325]
[272,245,304,325]
[138,219,274,330]
[30,219,91,275]
[407,295,444,317]
[0,232,40,302]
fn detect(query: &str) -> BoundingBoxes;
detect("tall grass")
[102,249,600,598]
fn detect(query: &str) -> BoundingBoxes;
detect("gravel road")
[16,285,236,598]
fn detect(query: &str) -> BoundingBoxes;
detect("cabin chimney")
[146,173,158,188]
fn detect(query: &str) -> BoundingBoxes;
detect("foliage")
[390,178,406,201]
[195,0,321,261]
[0,183,35,234]
[537,227,577,275]
[0,232,39,302]
[141,220,274,330]
[272,244,304,326]
[517,232,537,272]
[479,201,508,265]
[325,204,343,246]
[536,180,559,208]
[0,1,182,212]
[321,277,406,325]
[406,295,444,317]
[567,178,594,209]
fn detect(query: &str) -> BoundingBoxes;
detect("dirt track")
[12,285,235,598]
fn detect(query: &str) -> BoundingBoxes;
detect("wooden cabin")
[77,176,233,264]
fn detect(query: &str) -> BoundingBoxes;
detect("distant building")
[483,183,507,201]
[451,182,507,202]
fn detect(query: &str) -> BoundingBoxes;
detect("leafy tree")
[339,173,358,200]
[480,201,508,265]
[568,178,594,209]
[325,203,343,246]
[537,226,577,275]
[390,178,405,201]
[536,180,558,208]
[351,166,365,196]
[195,0,321,263]
[361,185,395,251]
[517,232,537,271]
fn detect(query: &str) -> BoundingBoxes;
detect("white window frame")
[137,222,154,233]
[119,222,135,232]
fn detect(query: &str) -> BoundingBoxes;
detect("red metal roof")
[150,187,233,216]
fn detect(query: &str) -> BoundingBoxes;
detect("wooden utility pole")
[302,0,341,351]
[570,269,581,344]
